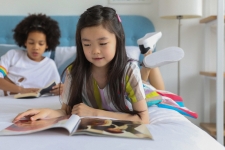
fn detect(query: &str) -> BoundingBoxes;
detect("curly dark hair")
[13,13,60,51]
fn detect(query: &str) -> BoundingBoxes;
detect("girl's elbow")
[138,114,149,124]
[139,116,149,124]
[142,119,150,124]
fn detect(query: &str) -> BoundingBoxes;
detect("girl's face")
[81,25,116,69]
[25,31,48,62]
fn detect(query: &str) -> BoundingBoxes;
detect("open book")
[14,81,56,99]
[0,115,153,139]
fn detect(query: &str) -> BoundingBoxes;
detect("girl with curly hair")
[0,14,63,96]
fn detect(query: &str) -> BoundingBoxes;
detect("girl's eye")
[100,43,107,45]
[84,44,91,46]
[28,43,34,45]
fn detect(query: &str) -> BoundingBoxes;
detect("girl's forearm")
[52,109,67,117]
[94,109,149,124]
[0,78,21,93]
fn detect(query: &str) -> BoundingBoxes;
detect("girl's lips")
[93,58,103,60]
[31,52,38,57]
[32,52,39,56]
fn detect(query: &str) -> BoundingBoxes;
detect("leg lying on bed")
[138,32,184,90]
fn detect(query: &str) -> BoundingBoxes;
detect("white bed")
[0,96,224,150]
[0,15,224,150]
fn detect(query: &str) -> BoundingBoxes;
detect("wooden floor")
[200,123,225,139]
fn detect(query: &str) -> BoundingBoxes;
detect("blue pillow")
[0,44,51,58]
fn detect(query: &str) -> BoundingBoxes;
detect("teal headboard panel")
[0,15,155,46]
[121,15,155,46]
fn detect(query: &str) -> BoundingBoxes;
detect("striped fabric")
[60,62,198,119]
[60,69,72,105]
[137,81,198,119]
[142,82,163,107]
[61,61,147,111]
[82,61,146,111]
[156,90,198,119]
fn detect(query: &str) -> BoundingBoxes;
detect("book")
[13,81,56,99]
[0,115,153,139]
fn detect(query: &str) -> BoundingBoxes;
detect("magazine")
[14,81,56,99]
[0,115,153,139]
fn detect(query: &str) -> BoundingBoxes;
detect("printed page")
[73,118,153,139]
[0,115,78,136]
[14,81,56,99]
[14,92,40,99]
[61,115,80,134]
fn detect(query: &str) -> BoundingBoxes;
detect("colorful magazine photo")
[0,115,153,140]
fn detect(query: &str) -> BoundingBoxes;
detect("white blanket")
[0,96,224,150]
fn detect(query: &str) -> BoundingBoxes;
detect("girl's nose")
[33,43,39,49]
[92,47,100,54]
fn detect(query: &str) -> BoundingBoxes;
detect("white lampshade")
[159,0,202,19]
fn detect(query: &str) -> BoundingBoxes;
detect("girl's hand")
[19,87,39,94]
[13,108,56,123]
[50,83,64,95]
[72,103,97,117]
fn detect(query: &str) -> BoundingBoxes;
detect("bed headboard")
[0,15,155,74]
[0,15,155,46]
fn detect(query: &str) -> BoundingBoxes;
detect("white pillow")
[125,46,140,61]
[54,46,77,75]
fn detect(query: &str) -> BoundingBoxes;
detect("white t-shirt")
[0,49,60,95]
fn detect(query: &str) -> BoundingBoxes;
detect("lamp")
[159,0,202,95]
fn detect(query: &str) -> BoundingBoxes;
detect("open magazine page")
[73,118,153,139]
[14,81,56,99]
[0,115,76,135]
[63,115,80,133]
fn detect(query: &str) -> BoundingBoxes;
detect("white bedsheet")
[0,96,224,150]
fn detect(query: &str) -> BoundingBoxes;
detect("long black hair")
[67,5,140,116]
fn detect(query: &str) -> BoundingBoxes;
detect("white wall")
[0,0,210,126]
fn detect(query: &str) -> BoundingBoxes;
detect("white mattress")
[0,96,224,150]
